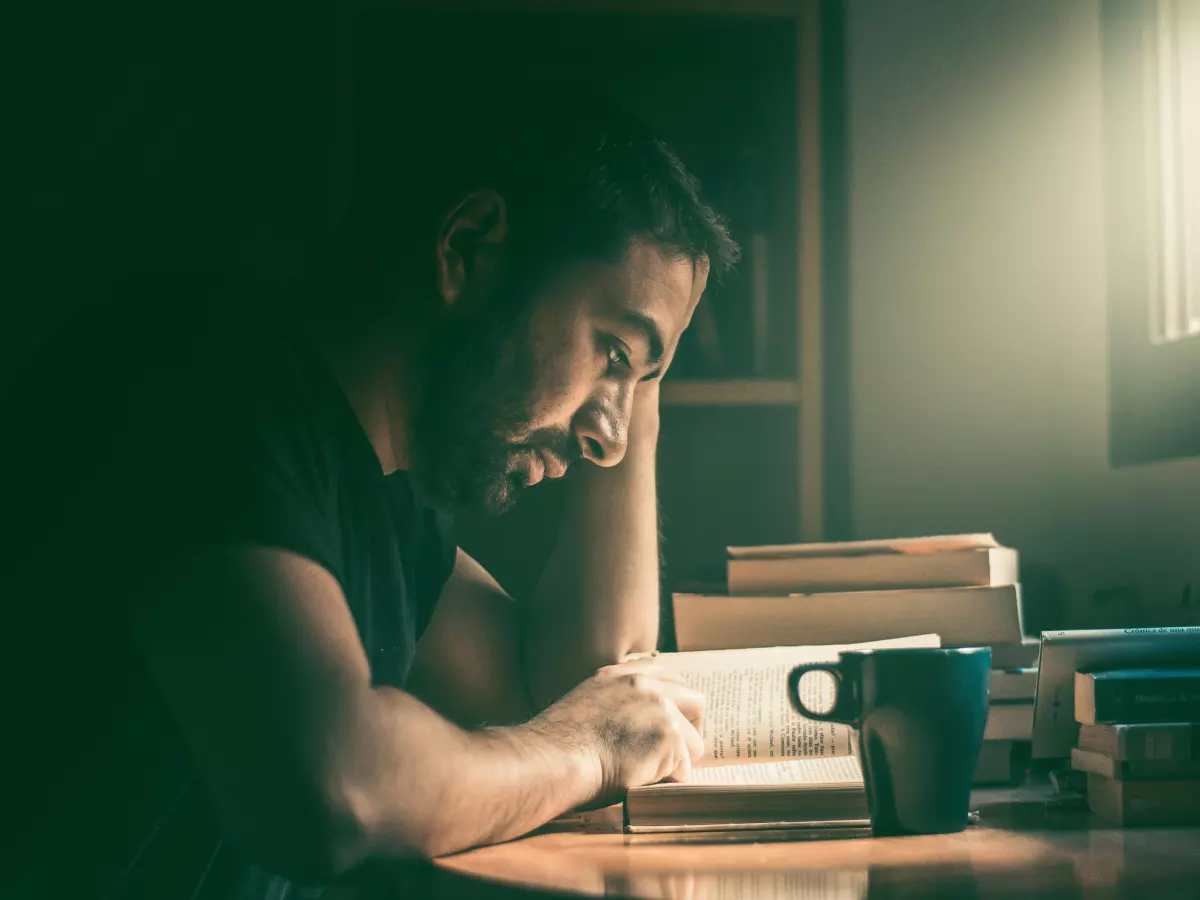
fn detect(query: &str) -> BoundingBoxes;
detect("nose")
[574,390,632,468]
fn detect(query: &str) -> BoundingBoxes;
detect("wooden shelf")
[365,0,796,17]
[660,379,800,406]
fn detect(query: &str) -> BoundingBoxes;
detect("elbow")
[231,773,463,880]
[220,775,387,883]
[411,821,476,861]
[296,781,381,879]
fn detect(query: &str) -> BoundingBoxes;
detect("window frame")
[1105,0,1200,466]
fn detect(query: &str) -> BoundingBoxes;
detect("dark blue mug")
[788,647,991,836]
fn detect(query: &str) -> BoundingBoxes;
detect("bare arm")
[407,548,533,728]
[524,381,663,709]
[128,545,700,879]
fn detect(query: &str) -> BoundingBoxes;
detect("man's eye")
[607,343,632,371]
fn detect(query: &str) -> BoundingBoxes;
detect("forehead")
[589,239,701,332]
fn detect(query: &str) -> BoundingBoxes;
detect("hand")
[526,659,705,803]
[629,378,661,446]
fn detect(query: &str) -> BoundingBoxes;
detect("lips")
[526,452,546,487]
[539,450,568,480]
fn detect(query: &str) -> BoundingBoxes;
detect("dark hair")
[330,83,739,292]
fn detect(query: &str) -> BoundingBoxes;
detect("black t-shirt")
[2,272,456,899]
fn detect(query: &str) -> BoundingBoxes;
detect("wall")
[9,8,341,381]
[845,0,1199,628]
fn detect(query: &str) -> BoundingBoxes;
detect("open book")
[618,633,941,831]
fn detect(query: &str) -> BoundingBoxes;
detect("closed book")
[984,703,1034,741]
[727,548,1018,595]
[990,668,1037,702]
[1086,773,1200,825]
[1070,746,1200,780]
[1032,627,1200,758]
[1074,669,1200,725]
[672,585,1023,651]
[1076,722,1200,761]
[727,533,999,560]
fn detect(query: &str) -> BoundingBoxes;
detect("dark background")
[11,0,1198,635]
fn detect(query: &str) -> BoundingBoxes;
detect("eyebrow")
[616,310,666,369]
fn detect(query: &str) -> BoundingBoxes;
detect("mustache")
[513,427,583,470]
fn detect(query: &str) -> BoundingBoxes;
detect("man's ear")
[435,190,509,306]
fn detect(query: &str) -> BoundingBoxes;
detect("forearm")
[341,687,595,862]
[524,387,662,708]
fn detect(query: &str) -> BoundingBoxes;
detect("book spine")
[1116,724,1198,761]
[1092,676,1200,725]
[1072,747,1200,779]
[1087,774,1200,826]
[1120,758,1200,779]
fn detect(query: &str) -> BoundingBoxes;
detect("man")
[3,89,738,897]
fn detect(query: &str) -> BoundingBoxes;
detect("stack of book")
[672,533,1035,784]
[978,655,1038,784]
[1070,668,1200,825]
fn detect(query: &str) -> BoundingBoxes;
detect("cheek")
[521,312,604,428]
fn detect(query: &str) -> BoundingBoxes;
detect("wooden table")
[415,786,1200,899]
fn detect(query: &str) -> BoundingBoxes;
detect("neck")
[304,281,429,476]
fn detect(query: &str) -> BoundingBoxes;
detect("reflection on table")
[421,785,1200,899]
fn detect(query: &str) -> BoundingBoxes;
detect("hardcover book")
[1076,722,1199,761]
[1074,669,1200,725]
[673,585,1022,651]
[1071,746,1200,781]
[1032,628,1200,758]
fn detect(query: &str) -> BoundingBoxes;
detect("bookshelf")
[364,1,834,596]
[661,379,800,407]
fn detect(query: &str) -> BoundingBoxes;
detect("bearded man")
[2,89,738,899]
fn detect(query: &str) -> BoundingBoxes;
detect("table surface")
[421,785,1200,899]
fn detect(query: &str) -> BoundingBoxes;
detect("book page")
[686,756,863,787]
[655,634,940,765]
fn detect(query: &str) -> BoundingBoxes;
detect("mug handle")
[788,663,861,724]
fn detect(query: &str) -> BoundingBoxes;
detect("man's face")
[413,238,706,514]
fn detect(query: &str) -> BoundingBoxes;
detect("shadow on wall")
[1021,565,1199,635]
[1083,581,1199,630]
[1019,563,1068,636]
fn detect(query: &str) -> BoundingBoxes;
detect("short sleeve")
[413,507,456,636]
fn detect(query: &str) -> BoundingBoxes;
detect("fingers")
[662,720,700,782]
[660,699,705,785]
[583,658,709,791]
[655,681,705,734]
[599,659,688,686]
[603,659,707,759]
[671,700,706,764]
[663,750,693,784]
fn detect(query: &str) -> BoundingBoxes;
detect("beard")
[410,292,580,515]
